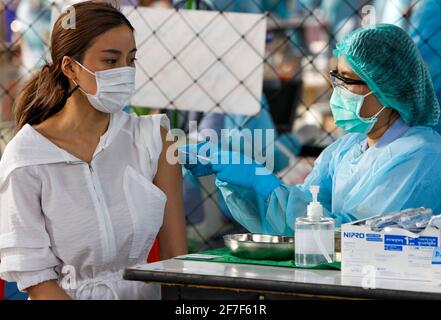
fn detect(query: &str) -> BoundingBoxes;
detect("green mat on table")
[176,247,341,270]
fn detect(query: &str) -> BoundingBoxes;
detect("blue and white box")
[341,217,440,281]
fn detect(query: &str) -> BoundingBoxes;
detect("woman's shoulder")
[118,111,170,132]
[116,111,171,157]
[1,124,59,163]
[2,124,35,152]
[0,125,52,188]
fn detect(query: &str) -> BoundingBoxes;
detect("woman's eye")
[104,59,117,64]
[130,57,137,64]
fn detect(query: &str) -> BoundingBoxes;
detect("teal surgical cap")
[334,24,440,127]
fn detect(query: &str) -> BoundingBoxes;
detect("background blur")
[1,0,440,299]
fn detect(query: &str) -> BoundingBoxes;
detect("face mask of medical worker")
[73,61,136,114]
[330,85,386,134]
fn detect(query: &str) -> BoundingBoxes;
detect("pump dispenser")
[295,186,335,267]
[307,186,323,219]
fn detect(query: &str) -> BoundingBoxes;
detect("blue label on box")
[385,245,403,251]
[410,237,438,247]
[367,238,383,242]
[366,234,383,242]
[384,235,407,245]
[384,235,438,247]
[366,234,382,238]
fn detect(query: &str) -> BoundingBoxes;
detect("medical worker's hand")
[178,141,216,177]
[179,141,281,199]
[211,150,281,199]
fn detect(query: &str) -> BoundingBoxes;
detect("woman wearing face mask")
[0,2,187,299]
[181,24,441,235]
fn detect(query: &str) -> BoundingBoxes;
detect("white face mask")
[73,61,136,113]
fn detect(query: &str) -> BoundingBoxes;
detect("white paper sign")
[123,7,266,115]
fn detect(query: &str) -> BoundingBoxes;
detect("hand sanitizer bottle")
[295,185,335,267]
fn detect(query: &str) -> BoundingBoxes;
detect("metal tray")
[223,233,294,261]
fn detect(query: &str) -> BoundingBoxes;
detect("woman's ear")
[61,56,78,81]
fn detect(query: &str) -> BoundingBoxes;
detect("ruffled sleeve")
[138,114,171,179]
[0,166,61,291]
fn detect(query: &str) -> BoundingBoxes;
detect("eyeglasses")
[330,70,367,87]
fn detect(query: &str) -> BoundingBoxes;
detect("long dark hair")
[14,1,134,130]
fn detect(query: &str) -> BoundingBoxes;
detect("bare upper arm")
[154,126,187,258]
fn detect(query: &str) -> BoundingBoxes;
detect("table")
[124,259,441,300]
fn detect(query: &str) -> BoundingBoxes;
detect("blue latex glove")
[211,153,281,199]
[178,142,281,199]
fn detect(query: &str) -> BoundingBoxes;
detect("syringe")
[178,149,211,162]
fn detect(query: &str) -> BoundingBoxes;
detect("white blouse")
[0,111,170,299]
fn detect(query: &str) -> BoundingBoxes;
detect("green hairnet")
[334,24,440,127]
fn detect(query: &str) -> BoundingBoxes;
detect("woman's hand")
[26,280,72,300]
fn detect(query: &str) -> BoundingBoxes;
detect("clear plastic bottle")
[295,186,335,267]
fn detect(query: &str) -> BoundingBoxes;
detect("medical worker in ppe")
[180,24,441,235]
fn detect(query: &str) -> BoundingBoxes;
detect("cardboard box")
[341,216,440,281]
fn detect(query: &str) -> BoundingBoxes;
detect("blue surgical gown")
[216,118,441,235]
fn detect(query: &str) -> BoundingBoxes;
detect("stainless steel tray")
[223,233,294,261]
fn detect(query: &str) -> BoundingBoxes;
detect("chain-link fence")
[1,0,441,299]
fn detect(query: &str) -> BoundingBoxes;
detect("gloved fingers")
[214,168,231,183]
[192,164,215,177]
[183,163,199,171]
[211,163,224,174]
[183,162,211,175]
[253,174,282,199]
